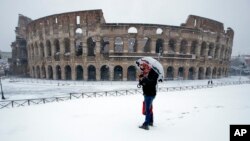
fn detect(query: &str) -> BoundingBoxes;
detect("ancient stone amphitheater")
[25,9,234,81]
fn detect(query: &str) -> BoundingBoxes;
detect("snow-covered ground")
[0,76,250,141]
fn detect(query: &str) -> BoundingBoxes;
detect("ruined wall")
[24,10,234,81]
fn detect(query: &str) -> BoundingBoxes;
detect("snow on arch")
[128,27,138,34]
[156,28,163,35]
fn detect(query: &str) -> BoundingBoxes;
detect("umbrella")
[135,57,164,82]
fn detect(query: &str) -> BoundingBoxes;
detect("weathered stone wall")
[24,10,234,81]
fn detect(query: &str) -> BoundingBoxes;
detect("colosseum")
[18,9,234,81]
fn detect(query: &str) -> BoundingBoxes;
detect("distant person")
[138,61,159,130]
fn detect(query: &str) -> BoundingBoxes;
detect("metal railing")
[1,80,249,109]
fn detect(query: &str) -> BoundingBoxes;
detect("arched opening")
[75,39,83,56]
[180,40,187,54]
[168,39,176,53]
[143,37,151,53]
[198,67,204,80]
[87,37,96,56]
[36,66,40,78]
[101,37,109,54]
[214,45,220,59]
[76,65,83,80]
[88,65,96,81]
[48,65,53,79]
[200,42,207,57]
[191,40,197,54]
[100,65,109,81]
[115,37,123,52]
[212,68,217,79]
[128,38,137,53]
[40,42,45,58]
[128,27,138,34]
[54,39,60,61]
[188,67,195,80]
[65,65,72,80]
[64,38,70,55]
[127,66,136,81]
[75,28,83,35]
[114,66,123,81]
[178,67,184,78]
[156,28,163,34]
[208,43,214,57]
[166,66,174,80]
[205,67,212,79]
[156,39,164,54]
[56,66,61,80]
[46,40,52,57]
[41,65,46,79]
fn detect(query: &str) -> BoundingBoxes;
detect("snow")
[0,76,250,141]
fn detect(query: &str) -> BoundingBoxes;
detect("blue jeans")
[143,95,155,126]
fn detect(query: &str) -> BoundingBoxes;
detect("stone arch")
[205,67,212,79]
[36,66,40,78]
[101,37,109,54]
[128,38,137,53]
[156,39,164,54]
[166,66,174,80]
[65,65,72,80]
[180,39,188,54]
[48,65,53,79]
[100,65,110,81]
[35,42,39,56]
[208,43,214,57]
[76,65,84,80]
[32,66,35,78]
[88,65,96,81]
[143,37,151,53]
[168,39,176,53]
[200,42,207,57]
[54,39,60,54]
[191,40,198,54]
[114,65,123,81]
[56,65,62,80]
[198,67,205,80]
[127,66,136,81]
[114,37,123,53]
[128,27,138,34]
[218,68,222,78]
[46,40,52,57]
[41,65,46,79]
[212,67,217,79]
[39,42,45,58]
[214,45,220,59]
[178,67,184,78]
[64,38,70,54]
[87,37,96,56]
[75,39,83,56]
[188,67,195,80]
[220,45,225,59]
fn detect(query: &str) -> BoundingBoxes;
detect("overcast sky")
[1,0,250,56]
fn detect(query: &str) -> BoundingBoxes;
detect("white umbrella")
[136,57,164,82]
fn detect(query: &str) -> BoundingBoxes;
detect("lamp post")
[0,77,5,100]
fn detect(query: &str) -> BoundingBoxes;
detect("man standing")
[138,61,159,130]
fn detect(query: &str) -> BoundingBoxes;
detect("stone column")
[123,37,128,53]
[184,67,189,80]
[175,40,181,54]
[123,65,127,81]
[150,38,156,53]
[164,39,169,54]
[72,64,76,80]
[109,38,114,53]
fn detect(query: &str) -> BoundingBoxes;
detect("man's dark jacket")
[139,69,159,96]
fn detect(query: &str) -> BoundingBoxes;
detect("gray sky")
[1,0,250,56]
